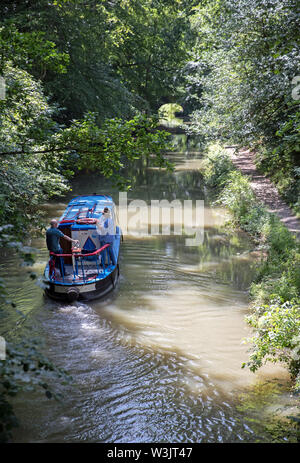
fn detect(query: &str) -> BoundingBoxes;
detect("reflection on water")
[1,135,290,443]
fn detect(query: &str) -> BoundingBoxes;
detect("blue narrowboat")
[44,194,122,302]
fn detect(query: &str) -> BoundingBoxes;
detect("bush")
[218,170,257,221]
[201,143,235,191]
[0,338,71,443]
[251,246,300,304]
[260,214,297,259]
[243,300,300,391]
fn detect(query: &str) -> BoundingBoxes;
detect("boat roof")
[59,194,115,225]
[69,194,114,207]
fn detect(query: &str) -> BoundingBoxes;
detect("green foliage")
[243,300,300,389]
[107,0,197,110]
[0,64,68,238]
[218,171,258,223]
[0,0,197,121]
[202,145,265,234]
[256,110,300,214]
[251,244,300,305]
[0,64,173,238]
[0,337,71,443]
[0,0,135,122]
[51,113,174,189]
[190,0,299,140]
[0,24,69,78]
[201,143,235,191]
[158,103,184,127]
[189,0,300,209]
[249,213,299,305]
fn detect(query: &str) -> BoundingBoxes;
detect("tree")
[106,0,197,110]
[187,0,300,209]
[0,0,139,122]
[0,64,173,239]
[0,0,197,121]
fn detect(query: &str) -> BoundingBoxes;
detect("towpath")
[225,147,300,239]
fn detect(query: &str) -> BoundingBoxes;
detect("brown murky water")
[1,136,290,442]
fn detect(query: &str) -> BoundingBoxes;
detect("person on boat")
[96,207,116,266]
[46,219,79,276]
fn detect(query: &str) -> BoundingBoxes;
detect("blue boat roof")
[59,194,115,224]
[69,194,113,205]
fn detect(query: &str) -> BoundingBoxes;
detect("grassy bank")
[201,143,300,392]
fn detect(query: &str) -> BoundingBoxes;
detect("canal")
[1,136,291,442]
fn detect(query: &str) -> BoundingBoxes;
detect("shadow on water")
[1,135,294,443]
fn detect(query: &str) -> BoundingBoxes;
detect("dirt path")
[225,147,300,240]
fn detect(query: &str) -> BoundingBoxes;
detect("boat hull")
[44,264,120,302]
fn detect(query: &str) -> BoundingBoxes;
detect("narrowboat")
[44,194,121,302]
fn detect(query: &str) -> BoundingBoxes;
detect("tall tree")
[0,0,197,121]
[188,0,300,207]
[106,0,197,110]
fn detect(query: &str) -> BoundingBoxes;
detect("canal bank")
[199,142,300,440]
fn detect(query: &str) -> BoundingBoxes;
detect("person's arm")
[62,234,79,245]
